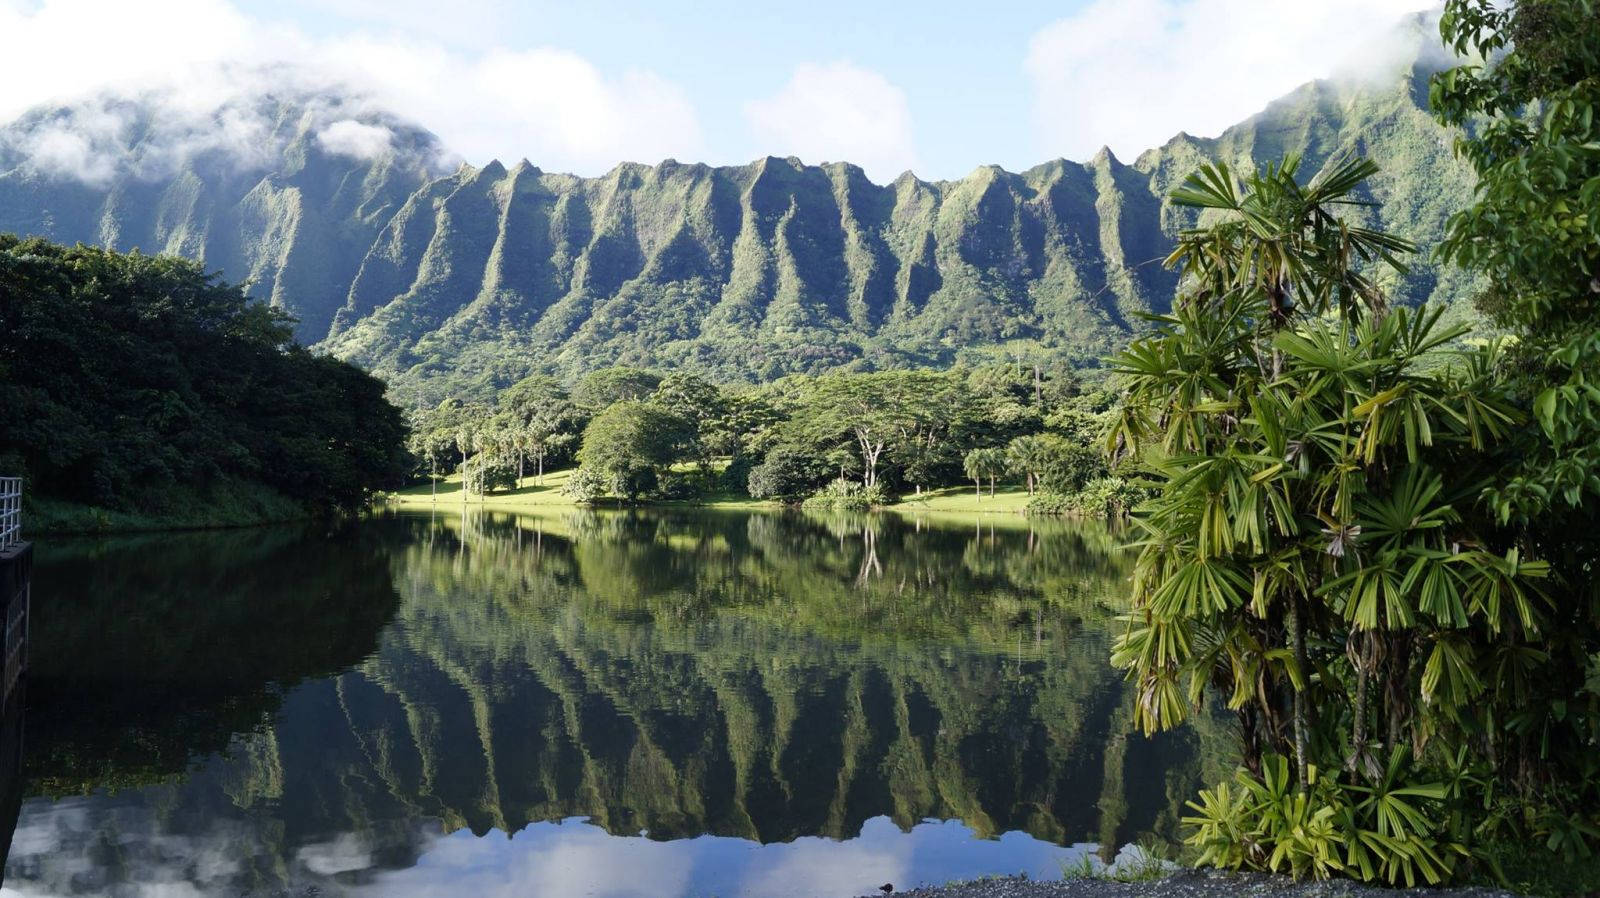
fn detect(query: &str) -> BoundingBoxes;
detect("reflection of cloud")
[2,795,423,897]
[297,832,375,876]
[4,802,1096,898]
[356,820,693,898]
[739,818,911,898]
[348,816,1075,898]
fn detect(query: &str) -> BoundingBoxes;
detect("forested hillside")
[0,236,409,530]
[0,32,1473,403]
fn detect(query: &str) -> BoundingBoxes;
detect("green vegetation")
[0,34,1475,395]
[1108,6,1600,888]
[0,236,409,532]
[407,363,1138,515]
[315,45,1478,399]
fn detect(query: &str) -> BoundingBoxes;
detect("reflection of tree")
[9,511,1233,895]
[25,524,404,795]
[856,524,881,587]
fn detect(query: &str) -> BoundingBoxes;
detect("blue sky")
[3,0,1436,182]
[248,0,1045,173]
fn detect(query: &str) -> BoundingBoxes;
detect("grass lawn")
[385,468,772,512]
[887,484,1033,515]
[386,470,1037,517]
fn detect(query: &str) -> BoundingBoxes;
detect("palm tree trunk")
[1290,593,1311,790]
[1349,632,1373,781]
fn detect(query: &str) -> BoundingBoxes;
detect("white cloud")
[336,42,703,173]
[0,0,703,181]
[1025,0,1438,161]
[317,119,395,160]
[744,61,918,184]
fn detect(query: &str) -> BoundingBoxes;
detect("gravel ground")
[863,871,1520,898]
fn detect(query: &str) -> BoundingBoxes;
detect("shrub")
[748,446,819,500]
[1071,477,1145,518]
[560,467,610,503]
[801,478,890,511]
[652,471,703,501]
[464,455,518,493]
[1185,752,1463,887]
[1025,477,1146,519]
[719,454,754,495]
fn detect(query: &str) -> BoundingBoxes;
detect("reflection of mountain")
[7,511,1231,895]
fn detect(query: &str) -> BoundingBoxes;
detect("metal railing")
[0,478,17,550]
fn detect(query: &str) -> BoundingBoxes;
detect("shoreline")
[385,470,1048,518]
[870,872,1519,898]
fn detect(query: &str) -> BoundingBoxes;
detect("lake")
[0,509,1227,897]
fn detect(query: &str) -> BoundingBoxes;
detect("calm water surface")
[0,509,1226,897]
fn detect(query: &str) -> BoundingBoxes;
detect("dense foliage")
[0,236,410,523]
[1434,0,1600,521]
[1112,3,1600,880]
[408,360,1143,511]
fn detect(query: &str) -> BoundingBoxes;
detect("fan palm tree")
[1109,155,1544,797]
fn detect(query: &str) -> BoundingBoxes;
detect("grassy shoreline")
[383,470,1040,516]
[23,471,1051,537]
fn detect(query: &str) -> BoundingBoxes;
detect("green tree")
[0,236,407,517]
[523,400,579,486]
[652,373,728,475]
[572,367,662,414]
[1427,0,1600,861]
[575,401,692,500]
[1006,435,1056,496]
[1432,0,1600,517]
[795,371,968,491]
[963,448,1006,498]
[1109,156,1549,883]
[747,445,818,500]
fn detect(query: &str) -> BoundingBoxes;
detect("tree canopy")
[0,236,408,520]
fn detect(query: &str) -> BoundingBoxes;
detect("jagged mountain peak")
[0,47,1476,398]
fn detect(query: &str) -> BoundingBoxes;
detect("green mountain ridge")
[0,47,1475,402]
[0,91,447,341]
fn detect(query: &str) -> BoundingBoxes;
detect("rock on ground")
[865,872,1520,898]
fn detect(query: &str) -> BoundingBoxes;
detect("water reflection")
[1,510,1230,896]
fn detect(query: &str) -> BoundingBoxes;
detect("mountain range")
[0,33,1475,403]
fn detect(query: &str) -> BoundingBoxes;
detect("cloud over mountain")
[1025,0,1438,160]
[744,62,919,183]
[0,0,702,179]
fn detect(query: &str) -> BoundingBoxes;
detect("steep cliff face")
[0,55,1474,398]
[0,93,444,341]
[315,152,1187,394]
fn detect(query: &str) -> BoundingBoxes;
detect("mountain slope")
[0,47,1474,402]
[0,92,446,341]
